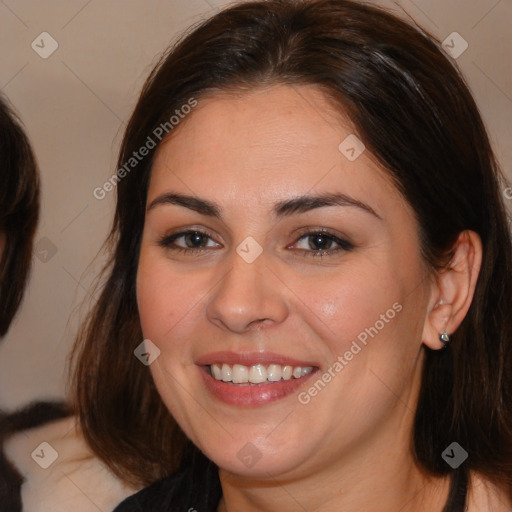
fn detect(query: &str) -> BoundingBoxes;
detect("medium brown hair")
[0,96,40,337]
[70,0,512,494]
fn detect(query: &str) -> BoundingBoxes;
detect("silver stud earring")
[440,331,451,348]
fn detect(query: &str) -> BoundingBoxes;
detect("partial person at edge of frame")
[0,93,73,510]
[0,96,126,511]
[0,93,39,338]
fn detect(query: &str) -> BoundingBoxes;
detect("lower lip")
[199,366,318,407]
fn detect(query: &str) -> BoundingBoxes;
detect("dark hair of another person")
[0,96,40,337]
[70,0,512,497]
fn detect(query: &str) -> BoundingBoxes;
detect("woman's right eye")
[158,230,221,253]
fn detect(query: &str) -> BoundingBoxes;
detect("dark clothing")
[113,446,222,512]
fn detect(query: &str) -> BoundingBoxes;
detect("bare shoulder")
[467,471,512,512]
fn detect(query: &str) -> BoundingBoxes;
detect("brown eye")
[308,233,336,251]
[159,230,220,252]
[293,231,354,257]
[181,231,209,248]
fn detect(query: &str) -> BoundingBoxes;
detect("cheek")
[304,266,405,356]
[136,249,205,355]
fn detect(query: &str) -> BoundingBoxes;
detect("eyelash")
[158,229,354,258]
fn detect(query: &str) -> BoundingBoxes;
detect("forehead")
[148,85,400,214]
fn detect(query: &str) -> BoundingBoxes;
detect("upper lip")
[195,351,319,368]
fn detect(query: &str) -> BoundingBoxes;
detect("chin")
[199,434,316,479]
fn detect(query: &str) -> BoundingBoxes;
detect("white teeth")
[209,363,314,384]
[267,364,282,381]
[249,364,267,383]
[212,364,222,380]
[300,367,313,377]
[282,366,293,380]
[221,363,232,382]
[232,364,249,383]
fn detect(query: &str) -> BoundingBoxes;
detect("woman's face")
[137,85,433,480]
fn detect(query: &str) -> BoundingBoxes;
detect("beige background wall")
[0,0,511,410]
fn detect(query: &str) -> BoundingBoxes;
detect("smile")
[208,363,314,384]
[196,352,320,406]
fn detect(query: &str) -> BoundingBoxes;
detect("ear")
[422,230,482,350]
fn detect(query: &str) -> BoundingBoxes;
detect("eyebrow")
[147,192,381,220]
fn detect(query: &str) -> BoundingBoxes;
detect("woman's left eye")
[292,231,354,257]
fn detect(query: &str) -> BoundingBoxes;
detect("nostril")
[248,318,271,328]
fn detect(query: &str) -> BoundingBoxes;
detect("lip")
[195,351,320,407]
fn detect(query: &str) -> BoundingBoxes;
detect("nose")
[206,248,289,334]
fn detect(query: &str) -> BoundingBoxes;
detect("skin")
[136,85,483,512]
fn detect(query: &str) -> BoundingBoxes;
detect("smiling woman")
[70,1,512,511]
